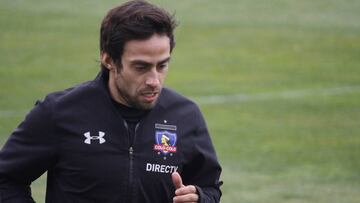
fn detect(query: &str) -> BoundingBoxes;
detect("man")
[0,0,222,202]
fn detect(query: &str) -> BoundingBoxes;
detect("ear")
[101,52,115,71]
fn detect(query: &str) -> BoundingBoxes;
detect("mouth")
[140,91,159,103]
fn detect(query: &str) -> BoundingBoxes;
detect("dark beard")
[116,85,159,110]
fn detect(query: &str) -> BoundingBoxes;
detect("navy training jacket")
[0,70,222,202]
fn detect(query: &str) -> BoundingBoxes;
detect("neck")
[108,71,128,106]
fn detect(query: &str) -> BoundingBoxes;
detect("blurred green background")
[1,0,360,202]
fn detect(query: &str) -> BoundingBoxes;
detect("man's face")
[110,34,171,109]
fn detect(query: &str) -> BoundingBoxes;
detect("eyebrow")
[158,57,171,65]
[130,57,171,66]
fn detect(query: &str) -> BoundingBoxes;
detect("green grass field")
[1,0,360,202]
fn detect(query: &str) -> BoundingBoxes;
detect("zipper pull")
[129,147,134,155]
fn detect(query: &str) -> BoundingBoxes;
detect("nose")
[145,69,160,88]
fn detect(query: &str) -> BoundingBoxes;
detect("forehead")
[122,34,171,62]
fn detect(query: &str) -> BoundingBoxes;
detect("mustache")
[140,88,161,94]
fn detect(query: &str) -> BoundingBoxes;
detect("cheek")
[124,77,144,94]
[115,74,133,93]
[159,71,168,83]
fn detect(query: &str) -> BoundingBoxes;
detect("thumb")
[172,171,184,189]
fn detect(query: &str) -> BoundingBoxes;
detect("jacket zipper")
[128,146,134,203]
[124,121,139,203]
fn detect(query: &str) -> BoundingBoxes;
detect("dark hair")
[100,0,177,68]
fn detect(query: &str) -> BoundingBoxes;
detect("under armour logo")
[84,131,106,144]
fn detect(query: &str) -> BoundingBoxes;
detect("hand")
[172,171,199,203]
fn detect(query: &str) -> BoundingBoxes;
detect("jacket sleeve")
[181,106,223,203]
[0,99,58,202]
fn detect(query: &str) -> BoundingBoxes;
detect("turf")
[1,0,359,202]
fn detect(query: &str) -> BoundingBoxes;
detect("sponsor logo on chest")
[144,120,179,174]
[83,131,106,144]
[145,163,178,174]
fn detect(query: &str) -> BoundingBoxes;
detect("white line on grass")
[0,110,28,118]
[1,85,360,118]
[193,85,360,105]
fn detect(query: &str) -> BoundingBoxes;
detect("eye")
[134,65,148,72]
[158,63,168,70]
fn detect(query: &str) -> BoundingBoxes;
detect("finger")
[175,185,197,196]
[173,193,199,203]
[172,172,184,189]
